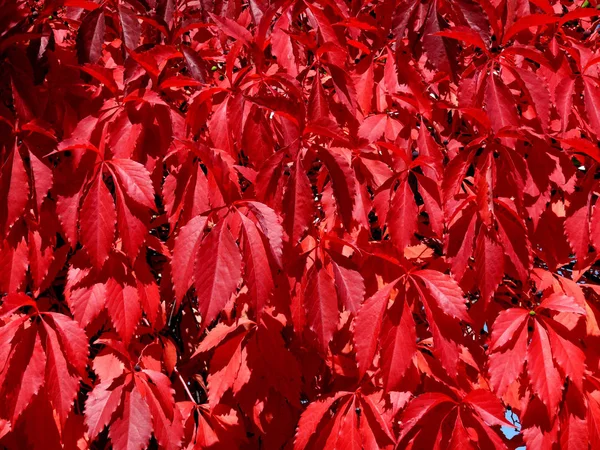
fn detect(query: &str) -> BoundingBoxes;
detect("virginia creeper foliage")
[3,0,600,448]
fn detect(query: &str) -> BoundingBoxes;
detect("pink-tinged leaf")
[490,308,529,351]
[80,174,116,270]
[555,77,575,133]
[358,114,388,143]
[318,147,357,230]
[66,279,106,328]
[57,187,84,247]
[513,66,550,131]
[495,202,531,283]
[337,398,361,450]
[589,392,600,448]
[387,176,418,252]
[0,419,9,440]
[209,13,253,44]
[283,155,313,244]
[46,312,88,375]
[359,393,396,445]
[141,370,176,422]
[294,394,344,450]
[416,122,444,178]
[118,5,140,50]
[245,201,283,267]
[380,300,416,391]
[76,7,105,64]
[398,393,455,440]
[85,380,125,439]
[561,137,600,164]
[584,76,600,138]
[354,57,374,115]
[463,389,513,428]
[135,260,161,327]
[143,382,183,450]
[1,329,46,423]
[106,279,141,346]
[43,323,80,428]
[474,230,504,308]
[412,270,469,322]
[417,174,444,237]
[207,331,245,407]
[79,64,119,95]
[543,318,585,391]
[354,281,398,378]
[560,406,588,450]
[28,230,53,293]
[29,150,52,214]
[434,27,487,50]
[489,319,528,396]
[527,321,563,415]
[304,265,339,354]
[2,148,29,232]
[271,13,298,77]
[448,414,474,449]
[181,47,207,84]
[109,159,155,210]
[484,74,518,133]
[109,388,152,450]
[0,292,36,317]
[113,181,147,263]
[422,1,453,75]
[331,261,364,314]
[538,293,586,315]
[502,14,558,44]
[194,220,242,328]
[0,236,28,294]
[564,194,591,266]
[308,71,331,124]
[171,215,208,305]
[239,212,274,316]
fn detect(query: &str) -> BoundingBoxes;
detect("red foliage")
[2,0,600,448]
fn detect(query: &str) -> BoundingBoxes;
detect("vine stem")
[175,368,196,404]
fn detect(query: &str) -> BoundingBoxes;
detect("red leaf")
[283,155,314,244]
[118,5,140,50]
[318,147,357,230]
[245,201,283,267]
[484,74,519,133]
[354,281,398,378]
[584,77,600,138]
[527,321,563,415]
[171,215,208,305]
[76,8,105,64]
[380,300,416,391]
[2,148,29,233]
[43,322,80,428]
[502,14,558,44]
[194,220,242,328]
[387,176,418,252]
[85,380,125,439]
[239,212,274,315]
[474,230,504,308]
[28,150,52,215]
[109,388,152,450]
[109,159,155,210]
[331,260,365,313]
[0,235,28,294]
[304,265,339,354]
[106,277,141,346]
[80,173,116,270]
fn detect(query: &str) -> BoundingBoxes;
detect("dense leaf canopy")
[1,0,600,448]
